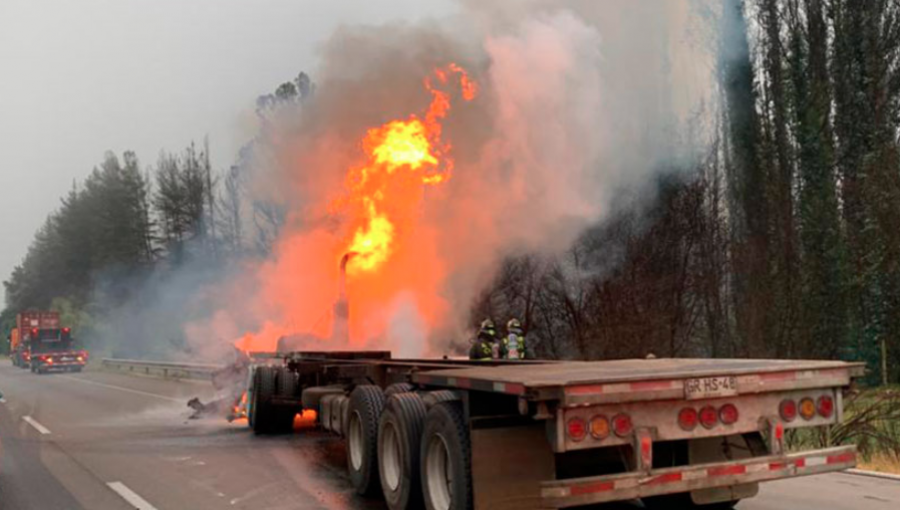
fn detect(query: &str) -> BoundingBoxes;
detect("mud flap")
[471,423,554,510]
[689,434,760,505]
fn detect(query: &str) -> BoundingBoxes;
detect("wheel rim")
[425,434,452,510]
[381,421,401,492]
[349,411,364,471]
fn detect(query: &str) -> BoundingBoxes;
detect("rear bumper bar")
[541,445,856,508]
[36,362,85,369]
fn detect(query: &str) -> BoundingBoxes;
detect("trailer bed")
[412,358,866,403]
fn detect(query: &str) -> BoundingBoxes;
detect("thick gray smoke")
[174,0,716,359]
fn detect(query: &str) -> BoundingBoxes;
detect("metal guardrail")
[101,358,224,381]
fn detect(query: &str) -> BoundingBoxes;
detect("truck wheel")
[273,369,300,434]
[423,390,459,408]
[347,385,385,496]
[420,402,472,510]
[384,382,415,398]
[248,370,259,429]
[341,395,351,436]
[252,366,278,435]
[277,368,298,397]
[379,393,427,510]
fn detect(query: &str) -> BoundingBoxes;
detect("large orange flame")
[233,64,477,353]
[340,64,476,274]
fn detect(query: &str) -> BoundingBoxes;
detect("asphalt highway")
[0,364,897,510]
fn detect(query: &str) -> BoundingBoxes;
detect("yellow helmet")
[507,318,521,329]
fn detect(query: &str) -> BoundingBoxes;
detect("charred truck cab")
[242,352,864,510]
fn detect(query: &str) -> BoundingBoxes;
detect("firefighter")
[469,319,498,360]
[502,318,527,360]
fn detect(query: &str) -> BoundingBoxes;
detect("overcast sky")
[0,0,457,307]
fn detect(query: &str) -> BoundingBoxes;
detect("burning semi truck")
[192,257,866,510]
[232,351,864,510]
[8,311,88,373]
[194,64,863,509]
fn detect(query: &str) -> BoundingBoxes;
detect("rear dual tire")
[420,401,472,510]
[378,393,427,510]
[251,366,297,435]
[347,385,385,496]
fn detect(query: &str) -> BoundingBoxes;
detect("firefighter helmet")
[507,318,521,330]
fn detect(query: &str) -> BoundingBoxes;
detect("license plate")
[684,376,738,400]
[61,357,74,361]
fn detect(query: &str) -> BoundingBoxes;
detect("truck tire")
[384,382,415,398]
[248,370,259,429]
[378,393,427,510]
[273,369,301,434]
[347,385,385,496]
[420,401,473,510]
[252,366,278,435]
[423,390,459,408]
[277,368,298,398]
[340,395,351,436]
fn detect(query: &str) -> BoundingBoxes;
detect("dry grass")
[786,386,900,473]
[858,452,900,475]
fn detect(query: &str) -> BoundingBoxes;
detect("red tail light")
[719,403,739,425]
[567,417,587,442]
[799,398,816,420]
[678,407,698,431]
[699,406,718,429]
[31,328,39,338]
[817,395,834,418]
[779,399,797,422]
[612,414,633,437]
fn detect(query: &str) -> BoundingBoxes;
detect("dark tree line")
[3,2,899,384]
[1,73,313,350]
[474,0,900,385]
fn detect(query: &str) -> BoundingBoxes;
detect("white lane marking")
[23,415,51,435]
[107,481,159,510]
[56,375,183,403]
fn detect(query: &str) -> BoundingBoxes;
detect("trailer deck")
[413,358,863,387]
[412,358,866,404]
[246,353,866,510]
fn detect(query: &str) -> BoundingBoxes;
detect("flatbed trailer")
[244,351,865,510]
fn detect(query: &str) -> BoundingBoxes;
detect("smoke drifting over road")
[188,0,714,358]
